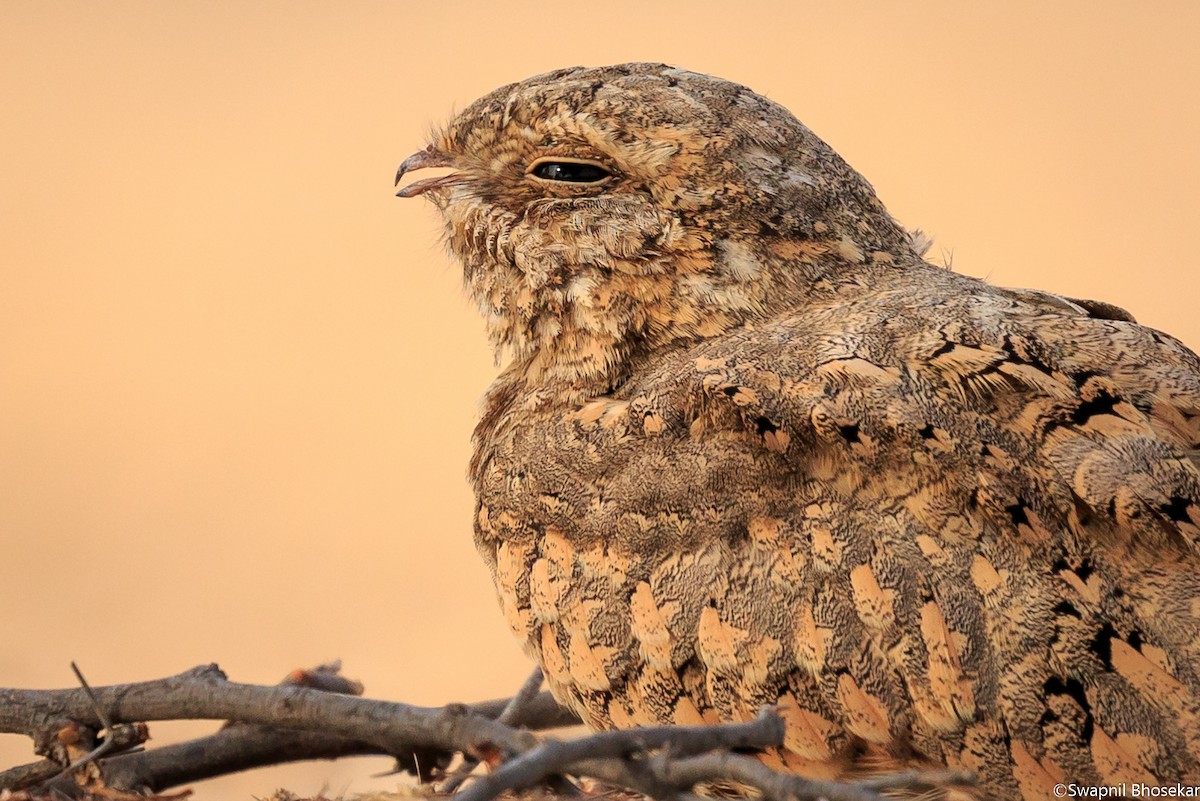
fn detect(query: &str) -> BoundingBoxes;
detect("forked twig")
[439,666,552,794]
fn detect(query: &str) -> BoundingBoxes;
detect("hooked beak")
[394,146,459,198]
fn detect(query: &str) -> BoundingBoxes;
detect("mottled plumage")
[396,63,1200,798]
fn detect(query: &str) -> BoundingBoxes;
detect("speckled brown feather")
[400,63,1200,798]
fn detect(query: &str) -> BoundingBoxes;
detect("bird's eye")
[529,159,612,183]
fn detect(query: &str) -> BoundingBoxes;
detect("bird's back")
[471,262,1200,798]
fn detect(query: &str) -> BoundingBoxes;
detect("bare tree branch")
[83,688,577,795]
[0,663,975,801]
[53,727,377,796]
[0,664,535,757]
[0,759,62,792]
[0,663,578,797]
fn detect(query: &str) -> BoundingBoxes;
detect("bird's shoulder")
[622,267,1200,559]
[473,266,1200,560]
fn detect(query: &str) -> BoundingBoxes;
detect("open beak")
[394,146,460,198]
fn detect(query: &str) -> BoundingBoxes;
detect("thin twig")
[496,666,545,726]
[62,662,143,775]
[439,667,551,794]
[68,663,112,732]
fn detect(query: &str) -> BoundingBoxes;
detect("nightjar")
[395,63,1200,798]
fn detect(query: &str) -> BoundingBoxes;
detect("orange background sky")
[2,2,1198,797]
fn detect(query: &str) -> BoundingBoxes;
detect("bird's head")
[396,63,917,394]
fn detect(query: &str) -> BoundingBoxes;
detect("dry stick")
[0,724,151,794]
[0,664,531,756]
[8,696,575,796]
[88,663,379,794]
[1,694,576,796]
[0,760,64,792]
[76,728,378,795]
[3,664,369,795]
[454,708,786,801]
[0,666,974,801]
[17,712,539,798]
[0,665,578,796]
[495,666,546,726]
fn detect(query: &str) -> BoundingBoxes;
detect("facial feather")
[402,63,916,395]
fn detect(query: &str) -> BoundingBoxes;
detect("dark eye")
[530,160,612,183]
